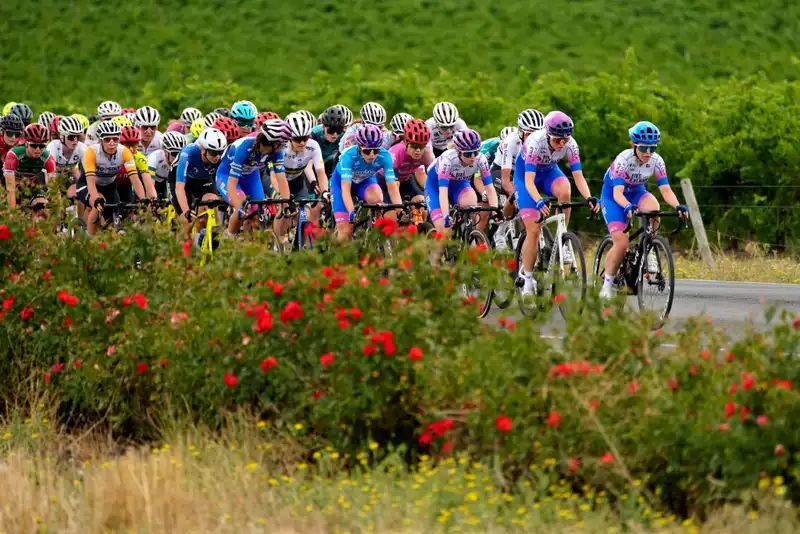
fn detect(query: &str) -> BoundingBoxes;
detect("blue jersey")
[175,143,221,183]
[218,136,285,182]
[334,145,396,185]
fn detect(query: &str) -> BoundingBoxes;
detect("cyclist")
[513,111,599,295]
[212,116,241,144]
[339,102,390,152]
[134,106,163,156]
[86,101,122,144]
[382,118,433,206]
[3,124,56,211]
[37,112,56,138]
[1,114,26,169]
[425,129,497,238]
[167,107,203,134]
[147,131,186,200]
[599,121,688,299]
[231,101,257,136]
[425,101,467,158]
[311,105,348,176]
[203,112,223,130]
[283,112,328,225]
[70,114,90,143]
[470,125,517,237]
[331,124,401,241]
[389,113,413,147]
[46,116,87,212]
[216,119,291,237]
[255,111,281,131]
[186,118,205,143]
[118,126,157,202]
[8,103,33,127]
[213,107,230,118]
[78,121,140,235]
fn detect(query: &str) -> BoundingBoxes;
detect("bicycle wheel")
[592,235,614,280]
[637,235,675,325]
[463,229,494,318]
[551,231,586,319]
[515,226,552,318]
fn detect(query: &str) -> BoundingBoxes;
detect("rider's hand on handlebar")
[443,214,452,229]
[587,196,600,214]
[535,198,550,218]
[675,204,689,218]
[624,203,634,220]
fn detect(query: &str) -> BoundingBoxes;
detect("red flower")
[64,317,72,327]
[426,419,454,437]
[726,351,735,363]
[602,307,612,319]
[363,325,376,336]
[321,266,334,278]
[43,272,53,280]
[553,293,565,305]
[99,241,107,249]
[136,362,149,374]
[418,432,433,445]
[2,297,14,310]
[9,273,21,283]
[432,231,445,241]
[58,290,79,307]
[724,401,736,419]
[601,453,615,465]
[261,357,278,373]
[313,391,323,401]
[182,240,192,257]
[495,416,512,433]
[409,347,423,361]
[546,411,562,429]
[320,352,334,369]
[349,307,362,321]
[774,379,792,390]
[378,278,389,286]
[742,372,755,390]
[107,345,116,357]
[717,423,730,433]
[588,399,599,412]
[688,365,699,376]
[223,372,238,388]
[20,307,34,321]
[498,318,516,330]
[73,360,82,368]
[0,224,11,240]
[775,444,785,456]
[272,282,285,295]
[374,217,398,236]
[123,293,148,309]
[303,222,323,239]
[668,378,680,392]
[279,301,303,323]
[383,342,396,356]
[568,458,580,473]
[338,319,350,329]
[441,441,454,454]
[654,328,664,337]
[44,372,52,384]
[793,316,800,328]
[52,362,65,374]
[363,344,376,357]
[700,350,711,360]
[628,380,640,394]
[159,359,168,368]
[739,406,750,422]
[254,311,274,334]
[462,296,478,306]
[756,415,769,426]
[728,383,738,395]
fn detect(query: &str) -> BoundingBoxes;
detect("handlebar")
[623,209,690,235]
[534,198,596,223]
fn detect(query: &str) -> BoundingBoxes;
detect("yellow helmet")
[190,118,205,140]
[2,102,16,115]
[71,113,90,132]
[111,116,133,128]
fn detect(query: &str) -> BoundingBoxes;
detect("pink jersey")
[165,121,185,134]
[388,141,434,182]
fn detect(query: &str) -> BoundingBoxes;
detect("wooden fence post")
[680,178,716,269]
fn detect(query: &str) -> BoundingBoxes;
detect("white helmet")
[286,112,313,138]
[97,120,122,139]
[517,109,545,133]
[97,101,122,119]
[499,126,518,141]
[202,112,222,129]
[58,116,84,137]
[37,111,56,129]
[123,112,137,124]
[162,131,187,153]
[360,102,386,126]
[295,109,317,128]
[260,119,291,142]
[134,106,160,127]
[390,113,413,134]
[180,107,203,125]
[197,128,227,151]
[432,102,459,127]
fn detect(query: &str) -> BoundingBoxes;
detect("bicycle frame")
[537,201,589,274]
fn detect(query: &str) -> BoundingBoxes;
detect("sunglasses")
[325,127,343,135]
[359,147,380,155]
[235,119,255,128]
[636,144,658,153]
[460,150,479,158]
[5,131,21,138]
[205,149,224,158]
[65,135,80,142]
[28,143,47,150]
[101,137,120,143]
[140,125,157,132]
[291,136,309,143]
[439,125,453,132]
[551,137,570,144]
[408,143,426,151]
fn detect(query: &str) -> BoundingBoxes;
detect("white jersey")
[425,118,467,150]
[85,122,101,145]
[521,130,581,172]
[338,124,392,153]
[434,148,491,184]
[497,134,523,170]
[606,149,668,189]
[46,140,87,175]
[282,139,325,181]
[146,149,173,182]
[140,131,164,157]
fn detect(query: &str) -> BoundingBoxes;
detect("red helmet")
[120,125,142,144]
[49,115,63,137]
[213,116,241,143]
[255,111,281,130]
[23,123,49,144]
[404,119,430,145]
[121,107,136,115]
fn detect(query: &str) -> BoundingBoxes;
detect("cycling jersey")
[432,149,491,186]
[82,143,137,186]
[605,149,668,190]
[140,131,163,156]
[335,145,395,185]
[310,124,341,164]
[425,118,467,151]
[84,122,101,145]
[497,134,523,170]
[218,136,285,182]
[338,124,392,153]
[45,139,87,175]
[521,130,582,174]
[116,151,149,184]
[3,146,57,182]
[282,139,324,181]
[147,149,173,182]
[175,143,222,183]
[479,137,501,167]
[388,141,434,182]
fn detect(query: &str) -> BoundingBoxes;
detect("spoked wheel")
[514,226,554,318]
[551,231,587,319]
[592,235,614,281]
[490,247,516,310]
[637,235,675,326]
[464,230,494,318]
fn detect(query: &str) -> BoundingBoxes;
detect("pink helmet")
[453,129,481,152]
[354,124,383,148]
[544,111,574,137]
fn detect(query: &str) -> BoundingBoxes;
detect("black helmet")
[213,107,230,118]
[87,114,100,124]
[1,113,25,134]
[321,105,348,130]
[9,103,33,126]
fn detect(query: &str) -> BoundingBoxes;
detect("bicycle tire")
[465,229,494,319]
[637,234,675,326]
[514,225,553,318]
[552,231,587,319]
[592,235,614,280]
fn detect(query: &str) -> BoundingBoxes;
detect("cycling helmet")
[255,111,281,130]
[500,126,518,141]
[71,114,90,132]
[97,120,122,139]
[231,101,257,125]
[202,112,222,129]
[123,112,137,124]
[134,106,161,127]
[432,101,459,128]
[121,107,136,115]
[286,112,313,138]
[337,104,353,125]
[58,116,84,138]
[180,107,203,125]
[237,100,258,115]
[120,125,142,144]
[390,113,413,134]
[360,102,386,125]
[544,111,574,138]
[403,119,430,145]
[295,109,317,128]
[9,103,33,125]
[453,129,481,152]
[190,118,205,140]
[197,128,227,151]
[259,119,291,142]
[2,102,16,116]
[162,131,187,153]
[321,105,348,129]
[212,116,241,143]
[629,121,661,144]
[111,116,133,128]
[49,116,63,137]
[1,113,25,134]
[213,107,230,118]
[97,101,122,119]
[354,124,384,148]
[37,111,56,130]
[23,124,49,144]
[517,109,545,133]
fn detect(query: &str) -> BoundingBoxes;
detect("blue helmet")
[230,101,257,125]
[629,121,661,144]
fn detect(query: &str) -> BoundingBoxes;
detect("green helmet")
[190,118,205,140]
[2,102,17,116]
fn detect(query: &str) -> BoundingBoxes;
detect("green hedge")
[1,212,799,519]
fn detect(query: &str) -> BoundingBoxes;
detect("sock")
[524,271,533,280]
[603,274,615,288]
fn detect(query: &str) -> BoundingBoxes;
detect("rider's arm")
[659,184,680,209]
[565,141,591,199]
[43,154,57,187]
[174,149,193,214]
[522,144,543,203]
[3,152,17,208]
[381,150,402,205]
[436,162,451,216]
[270,149,290,200]
[653,158,680,209]
[613,185,630,210]
[82,146,100,201]
[572,169,592,199]
[122,147,145,200]
[478,156,498,208]
[311,142,328,193]
[176,182,191,215]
